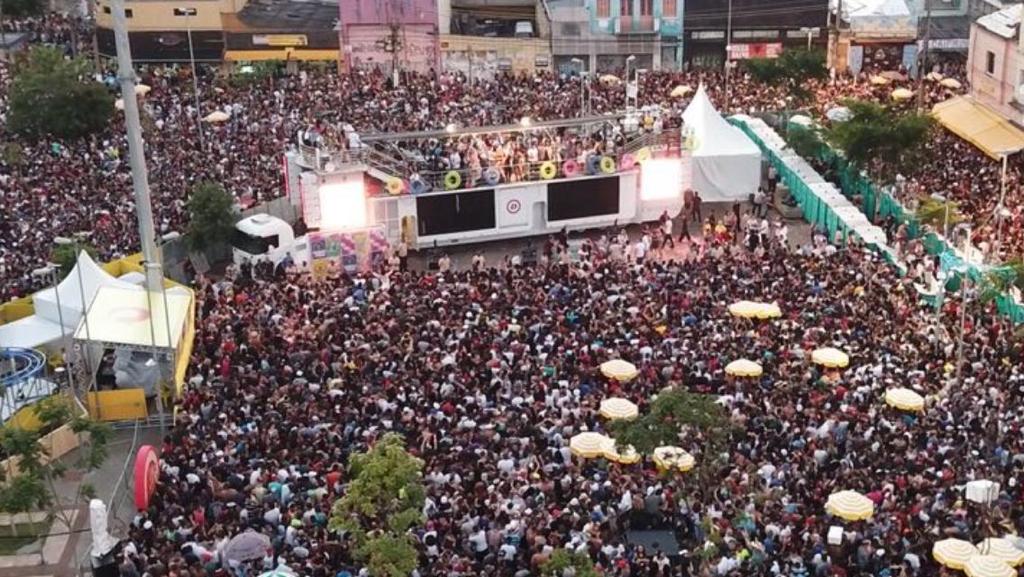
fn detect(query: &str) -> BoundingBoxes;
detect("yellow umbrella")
[884,388,925,412]
[600,359,639,382]
[725,359,763,378]
[671,84,693,98]
[570,432,610,459]
[940,77,963,89]
[600,74,621,84]
[601,437,641,464]
[652,446,695,472]
[869,75,890,85]
[134,83,152,96]
[933,539,980,570]
[728,300,763,318]
[926,71,944,81]
[963,555,1016,577]
[204,110,231,123]
[977,539,1024,567]
[825,490,874,521]
[891,88,914,101]
[759,303,782,319]
[599,398,639,420]
[812,347,850,368]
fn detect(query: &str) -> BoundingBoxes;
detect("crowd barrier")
[733,114,1024,324]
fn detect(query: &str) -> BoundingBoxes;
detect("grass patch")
[0,519,50,555]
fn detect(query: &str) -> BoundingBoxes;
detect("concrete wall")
[96,0,239,31]
[968,23,1022,122]
[441,35,552,77]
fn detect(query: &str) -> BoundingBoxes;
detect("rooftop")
[234,0,339,30]
[975,3,1022,39]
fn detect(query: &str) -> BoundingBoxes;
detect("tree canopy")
[7,46,112,139]
[541,549,600,577]
[329,433,425,577]
[186,181,238,252]
[1,0,45,17]
[825,99,934,183]
[746,50,827,101]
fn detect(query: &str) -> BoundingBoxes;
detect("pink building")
[968,4,1024,126]
[339,0,440,73]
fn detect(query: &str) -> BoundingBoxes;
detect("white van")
[231,214,310,268]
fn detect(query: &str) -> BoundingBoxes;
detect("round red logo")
[110,306,151,323]
[506,199,522,214]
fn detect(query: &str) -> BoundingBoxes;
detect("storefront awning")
[932,96,1024,159]
[224,48,339,62]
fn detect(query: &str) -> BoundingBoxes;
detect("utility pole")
[724,0,733,110]
[376,24,403,87]
[917,0,932,110]
[111,0,162,292]
[174,7,204,150]
[831,0,843,72]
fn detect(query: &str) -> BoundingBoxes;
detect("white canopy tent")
[681,85,762,202]
[0,252,143,350]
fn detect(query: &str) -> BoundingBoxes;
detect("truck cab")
[231,214,309,268]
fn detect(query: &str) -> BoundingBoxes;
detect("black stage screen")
[417,190,496,236]
[547,176,620,221]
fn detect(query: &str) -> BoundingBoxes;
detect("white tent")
[0,314,67,350]
[681,85,761,202]
[32,251,142,333]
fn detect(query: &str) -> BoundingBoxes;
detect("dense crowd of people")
[118,219,1024,577]
[0,13,999,302]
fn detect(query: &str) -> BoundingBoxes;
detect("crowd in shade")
[3,15,1013,303]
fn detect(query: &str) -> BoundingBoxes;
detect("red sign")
[727,43,783,60]
[134,445,159,511]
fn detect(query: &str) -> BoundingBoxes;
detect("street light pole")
[174,7,204,151]
[725,0,733,109]
[571,57,586,117]
[112,0,163,293]
[954,223,972,388]
[995,153,1008,262]
[625,54,636,112]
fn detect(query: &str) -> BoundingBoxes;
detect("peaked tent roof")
[681,85,761,158]
[32,250,142,331]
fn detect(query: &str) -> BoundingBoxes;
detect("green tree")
[186,181,238,252]
[1,0,45,17]
[50,240,98,278]
[785,125,825,160]
[825,99,934,184]
[329,433,425,577]
[7,46,112,139]
[541,549,599,577]
[746,50,826,102]
[608,388,729,483]
[1,142,25,176]
[915,197,964,232]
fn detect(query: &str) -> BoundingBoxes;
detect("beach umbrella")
[728,300,779,319]
[812,347,850,368]
[825,490,874,521]
[926,71,944,81]
[880,70,906,81]
[600,437,641,464]
[204,110,231,123]
[223,531,272,562]
[599,397,639,420]
[789,114,813,127]
[570,432,610,459]
[940,77,963,89]
[933,539,980,570]
[977,539,1024,566]
[869,75,890,85]
[652,446,695,472]
[826,106,853,122]
[884,387,925,412]
[963,555,1015,577]
[600,359,639,382]
[600,74,621,84]
[891,88,914,101]
[725,359,763,378]
[134,84,152,96]
[758,302,783,319]
[670,84,693,97]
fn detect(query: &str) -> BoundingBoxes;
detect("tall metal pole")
[995,153,1008,262]
[724,0,733,111]
[112,0,163,292]
[184,9,205,151]
[955,224,971,388]
[917,0,932,110]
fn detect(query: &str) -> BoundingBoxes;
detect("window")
[663,0,676,17]
[621,0,632,16]
[596,0,610,17]
[125,8,133,17]
[102,5,110,13]
[640,0,652,16]
[986,50,995,75]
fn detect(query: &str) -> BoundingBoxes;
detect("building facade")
[549,0,684,73]
[438,0,552,77]
[967,4,1023,124]
[95,0,243,62]
[339,0,439,73]
[683,0,828,68]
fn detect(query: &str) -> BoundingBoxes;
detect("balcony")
[613,15,659,34]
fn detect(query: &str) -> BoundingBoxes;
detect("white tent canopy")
[0,314,67,350]
[75,286,191,350]
[33,251,142,331]
[681,85,762,202]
